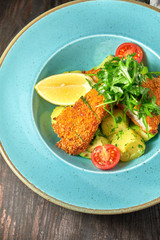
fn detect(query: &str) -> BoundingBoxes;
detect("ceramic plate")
[0,0,160,214]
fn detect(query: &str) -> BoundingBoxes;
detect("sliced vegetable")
[96,55,114,69]
[91,144,120,170]
[51,106,65,125]
[115,42,143,63]
[79,136,110,159]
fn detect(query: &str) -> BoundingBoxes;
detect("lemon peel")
[35,73,93,105]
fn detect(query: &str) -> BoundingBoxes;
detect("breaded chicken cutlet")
[142,76,160,133]
[52,89,108,155]
[82,68,101,83]
[142,76,160,106]
[119,76,160,134]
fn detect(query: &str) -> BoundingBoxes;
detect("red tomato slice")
[91,144,120,170]
[115,42,143,63]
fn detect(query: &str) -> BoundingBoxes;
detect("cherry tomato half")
[91,144,120,170]
[115,42,143,63]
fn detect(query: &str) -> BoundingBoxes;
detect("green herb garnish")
[71,122,85,142]
[116,116,122,123]
[116,130,124,140]
[138,144,143,149]
[80,96,100,121]
[93,55,160,134]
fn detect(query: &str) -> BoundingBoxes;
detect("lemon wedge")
[35,73,93,105]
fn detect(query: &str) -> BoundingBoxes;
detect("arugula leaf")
[93,55,160,134]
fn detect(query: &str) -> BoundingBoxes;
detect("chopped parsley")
[116,130,124,140]
[116,116,122,123]
[138,144,143,149]
[111,127,115,132]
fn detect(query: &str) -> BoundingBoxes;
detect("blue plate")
[0,0,160,214]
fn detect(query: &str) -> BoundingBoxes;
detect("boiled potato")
[111,128,145,161]
[101,108,129,137]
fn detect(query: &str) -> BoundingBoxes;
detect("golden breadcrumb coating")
[82,68,101,83]
[146,115,160,134]
[119,77,160,134]
[142,76,160,133]
[52,89,108,155]
[142,76,160,106]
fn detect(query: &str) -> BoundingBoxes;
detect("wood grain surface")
[0,0,160,240]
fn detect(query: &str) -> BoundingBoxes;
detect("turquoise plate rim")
[0,0,160,214]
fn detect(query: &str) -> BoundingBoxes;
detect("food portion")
[91,144,120,170]
[52,89,109,155]
[35,73,93,105]
[142,76,160,106]
[101,108,129,137]
[35,42,160,170]
[115,42,143,63]
[111,128,145,162]
[130,123,156,142]
[118,103,160,135]
[51,106,65,125]
[79,136,110,159]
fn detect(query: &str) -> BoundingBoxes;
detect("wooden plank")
[0,0,65,56]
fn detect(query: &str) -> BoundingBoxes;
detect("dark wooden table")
[0,1,160,239]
